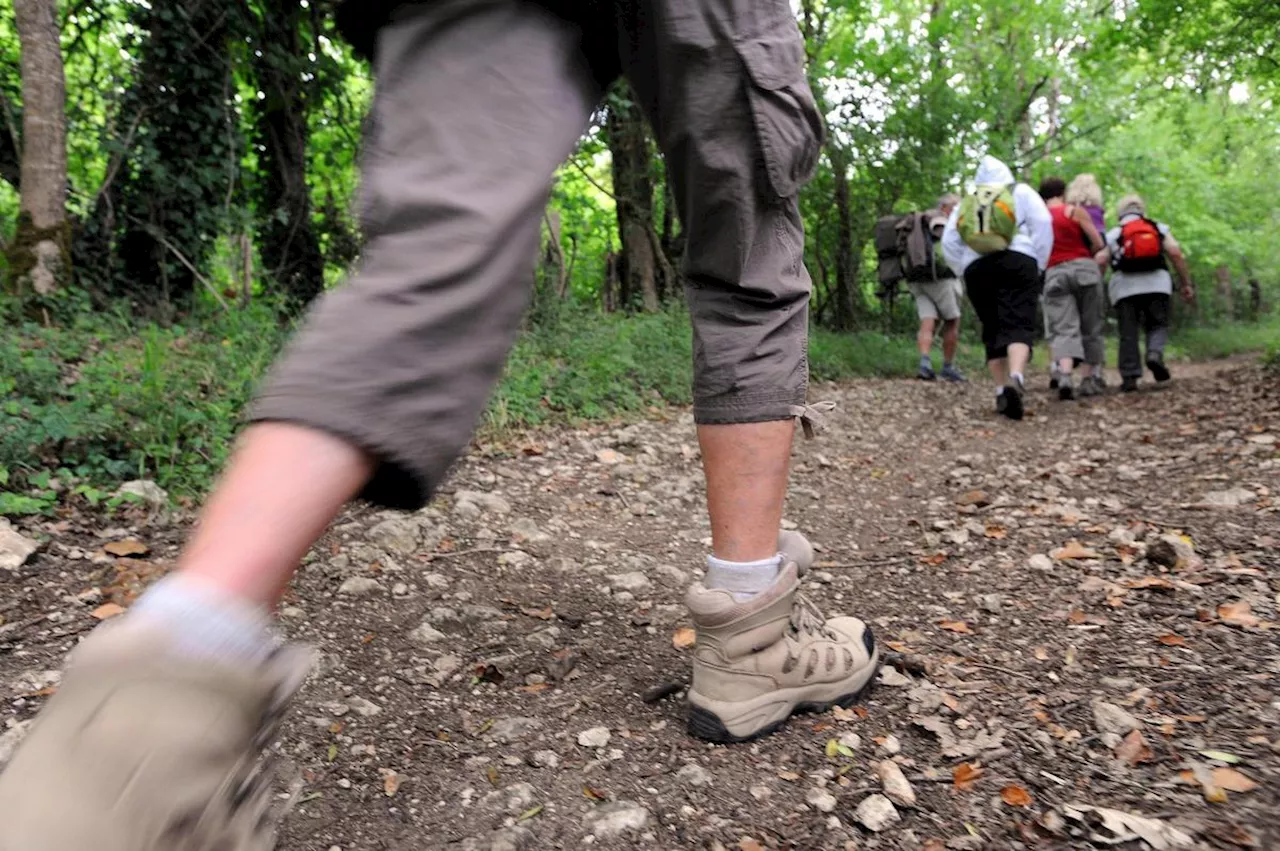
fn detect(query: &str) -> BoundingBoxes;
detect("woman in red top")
[1039,177,1106,400]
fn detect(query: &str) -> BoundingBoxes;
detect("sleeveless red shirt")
[1048,205,1093,267]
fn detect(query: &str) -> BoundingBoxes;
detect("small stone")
[348,696,383,717]
[606,571,652,594]
[280,606,306,620]
[577,726,611,749]
[595,449,626,465]
[116,479,169,510]
[807,788,838,813]
[1147,534,1200,569]
[1092,699,1140,735]
[879,666,912,687]
[0,519,39,572]
[392,582,410,596]
[838,733,862,751]
[524,627,561,651]
[876,760,917,808]
[408,622,448,647]
[337,576,384,597]
[1027,553,1054,572]
[979,593,1003,614]
[489,717,542,744]
[1198,488,1257,508]
[426,654,461,686]
[854,794,901,832]
[529,749,560,769]
[423,572,450,589]
[481,781,537,815]
[676,763,712,786]
[367,516,421,556]
[509,517,550,543]
[497,550,532,568]
[489,827,534,851]
[654,564,690,588]
[749,785,772,801]
[583,801,649,839]
[877,734,902,755]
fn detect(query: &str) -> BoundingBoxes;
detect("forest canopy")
[1,0,1276,325]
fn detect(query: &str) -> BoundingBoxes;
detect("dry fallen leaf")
[91,602,126,620]
[1217,601,1260,628]
[921,841,947,851]
[1067,608,1088,624]
[1115,729,1154,765]
[939,620,973,634]
[1000,784,1033,807]
[738,840,765,851]
[952,762,984,790]
[1034,646,1050,661]
[922,552,949,566]
[380,768,402,797]
[1126,576,1177,590]
[983,524,1008,539]
[1157,634,1187,646]
[104,539,149,557]
[956,489,989,507]
[520,606,554,621]
[1212,768,1259,793]
[672,627,696,649]
[831,705,857,722]
[582,785,607,800]
[777,770,801,781]
[1052,541,1101,560]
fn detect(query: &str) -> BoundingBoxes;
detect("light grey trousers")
[252,0,823,508]
[1043,258,1105,365]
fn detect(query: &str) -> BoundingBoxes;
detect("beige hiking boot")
[686,537,878,743]
[0,620,310,851]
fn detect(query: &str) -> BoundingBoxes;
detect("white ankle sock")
[704,554,783,601]
[130,576,277,665]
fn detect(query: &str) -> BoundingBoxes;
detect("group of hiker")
[882,155,1196,420]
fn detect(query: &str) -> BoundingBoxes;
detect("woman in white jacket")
[943,156,1053,420]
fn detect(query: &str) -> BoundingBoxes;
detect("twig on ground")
[641,680,687,704]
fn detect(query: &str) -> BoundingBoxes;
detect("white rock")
[806,788,838,813]
[489,827,534,851]
[348,696,383,717]
[877,734,902,755]
[367,517,421,556]
[879,665,912,687]
[337,576,384,597]
[838,732,862,751]
[854,794,901,832]
[583,801,649,839]
[595,449,626,465]
[529,749,560,769]
[116,479,169,509]
[1092,699,1140,736]
[577,726,611,748]
[408,622,448,647]
[606,571,652,593]
[1199,488,1257,508]
[876,760,917,808]
[481,782,537,815]
[1028,553,1054,571]
[0,520,38,572]
[524,627,560,651]
[454,490,511,516]
[489,717,541,743]
[654,564,690,588]
[676,763,712,786]
[509,517,550,543]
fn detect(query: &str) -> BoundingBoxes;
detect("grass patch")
[1,296,1274,513]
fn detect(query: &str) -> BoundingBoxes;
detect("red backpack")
[1114,216,1167,273]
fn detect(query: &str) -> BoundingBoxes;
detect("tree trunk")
[7,0,69,296]
[829,147,856,330]
[254,0,325,311]
[1214,264,1234,317]
[606,85,661,313]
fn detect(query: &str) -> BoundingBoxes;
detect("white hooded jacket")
[942,156,1053,277]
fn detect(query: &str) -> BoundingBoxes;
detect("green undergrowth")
[1,297,1275,514]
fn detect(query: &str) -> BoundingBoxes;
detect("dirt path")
[1,359,1277,850]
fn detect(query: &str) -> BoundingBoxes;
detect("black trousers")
[964,250,1041,361]
[1115,293,1170,378]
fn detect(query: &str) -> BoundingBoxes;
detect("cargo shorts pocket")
[735,25,824,200]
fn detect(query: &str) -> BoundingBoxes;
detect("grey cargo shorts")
[251,0,824,509]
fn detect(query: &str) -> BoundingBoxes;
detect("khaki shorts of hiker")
[252,0,825,511]
[909,278,963,322]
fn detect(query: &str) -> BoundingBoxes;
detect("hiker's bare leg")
[917,318,937,357]
[181,423,374,608]
[1007,342,1030,378]
[988,357,1008,386]
[700,420,794,562]
[941,318,960,363]
[1057,355,1074,381]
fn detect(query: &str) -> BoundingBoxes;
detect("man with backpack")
[874,195,966,382]
[942,156,1053,420]
[1097,194,1195,391]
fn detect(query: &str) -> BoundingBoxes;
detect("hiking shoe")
[918,362,937,381]
[1048,364,1061,390]
[1146,353,1171,383]
[996,377,1025,421]
[1058,376,1076,401]
[1077,375,1103,398]
[1121,377,1140,393]
[0,620,311,851]
[686,553,878,743]
[940,364,966,383]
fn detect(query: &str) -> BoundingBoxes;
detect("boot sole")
[1147,360,1171,382]
[686,658,880,744]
